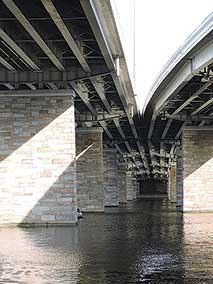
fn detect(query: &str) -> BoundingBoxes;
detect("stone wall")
[76,127,104,212]
[126,171,133,201]
[118,161,127,203]
[103,148,119,207]
[182,127,213,212]
[0,95,77,225]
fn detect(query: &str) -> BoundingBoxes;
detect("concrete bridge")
[0,1,212,225]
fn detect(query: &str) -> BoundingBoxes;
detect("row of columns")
[0,93,139,226]
[76,127,139,211]
[167,127,213,212]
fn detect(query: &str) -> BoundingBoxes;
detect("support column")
[182,127,213,212]
[176,148,183,209]
[0,94,77,225]
[136,181,140,198]
[132,177,137,199]
[118,160,127,203]
[168,161,177,203]
[126,170,133,201]
[103,148,119,207]
[76,127,104,212]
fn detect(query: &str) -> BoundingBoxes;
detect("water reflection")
[0,199,212,283]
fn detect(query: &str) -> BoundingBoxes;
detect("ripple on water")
[0,199,212,283]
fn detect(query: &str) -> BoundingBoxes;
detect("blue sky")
[111,0,213,109]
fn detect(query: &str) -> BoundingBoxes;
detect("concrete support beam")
[103,148,119,207]
[0,94,77,225]
[76,127,104,212]
[182,127,213,212]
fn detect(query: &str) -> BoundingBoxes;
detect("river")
[0,198,212,283]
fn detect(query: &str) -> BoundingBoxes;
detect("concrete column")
[103,148,119,207]
[118,161,127,203]
[0,95,77,225]
[168,161,177,203]
[176,149,183,209]
[76,127,104,212]
[182,127,213,212]
[126,171,133,201]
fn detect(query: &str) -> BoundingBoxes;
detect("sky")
[111,0,213,110]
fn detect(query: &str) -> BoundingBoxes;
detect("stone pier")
[168,161,177,203]
[132,177,137,199]
[176,149,183,209]
[0,92,77,225]
[126,171,133,201]
[76,127,104,212]
[182,127,213,212]
[118,160,127,203]
[103,148,119,207]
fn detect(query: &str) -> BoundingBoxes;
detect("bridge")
[143,13,213,211]
[0,1,212,225]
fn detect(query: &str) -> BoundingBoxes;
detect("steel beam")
[0,27,40,70]
[2,0,65,71]
[80,0,115,71]
[0,89,74,97]
[41,0,91,73]
[0,55,15,71]
[190,97,213,115]
[171,82,212,115]
[90,77,141,170]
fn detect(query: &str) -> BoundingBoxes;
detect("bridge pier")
[126,170,134,201]
[0,92,77,226]
[76,127,104,212]
[118,160,127,203]
[182,127,213,212]
[103,148,119,207]
[176,148,183,209]
[168,161,177,203]
[132,177,137,199]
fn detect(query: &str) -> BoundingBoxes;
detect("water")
[0,198,213,284]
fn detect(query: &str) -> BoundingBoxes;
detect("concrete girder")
[41,0,91,73]
[2,0,65,71]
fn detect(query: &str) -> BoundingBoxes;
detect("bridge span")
[143,13,213,211]
[0,1,212,225]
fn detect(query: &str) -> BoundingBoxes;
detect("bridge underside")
[0,0,143,225]
[0,1,212,225]
[143,13,213,211]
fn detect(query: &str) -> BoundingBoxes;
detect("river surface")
[0,198,213,284]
